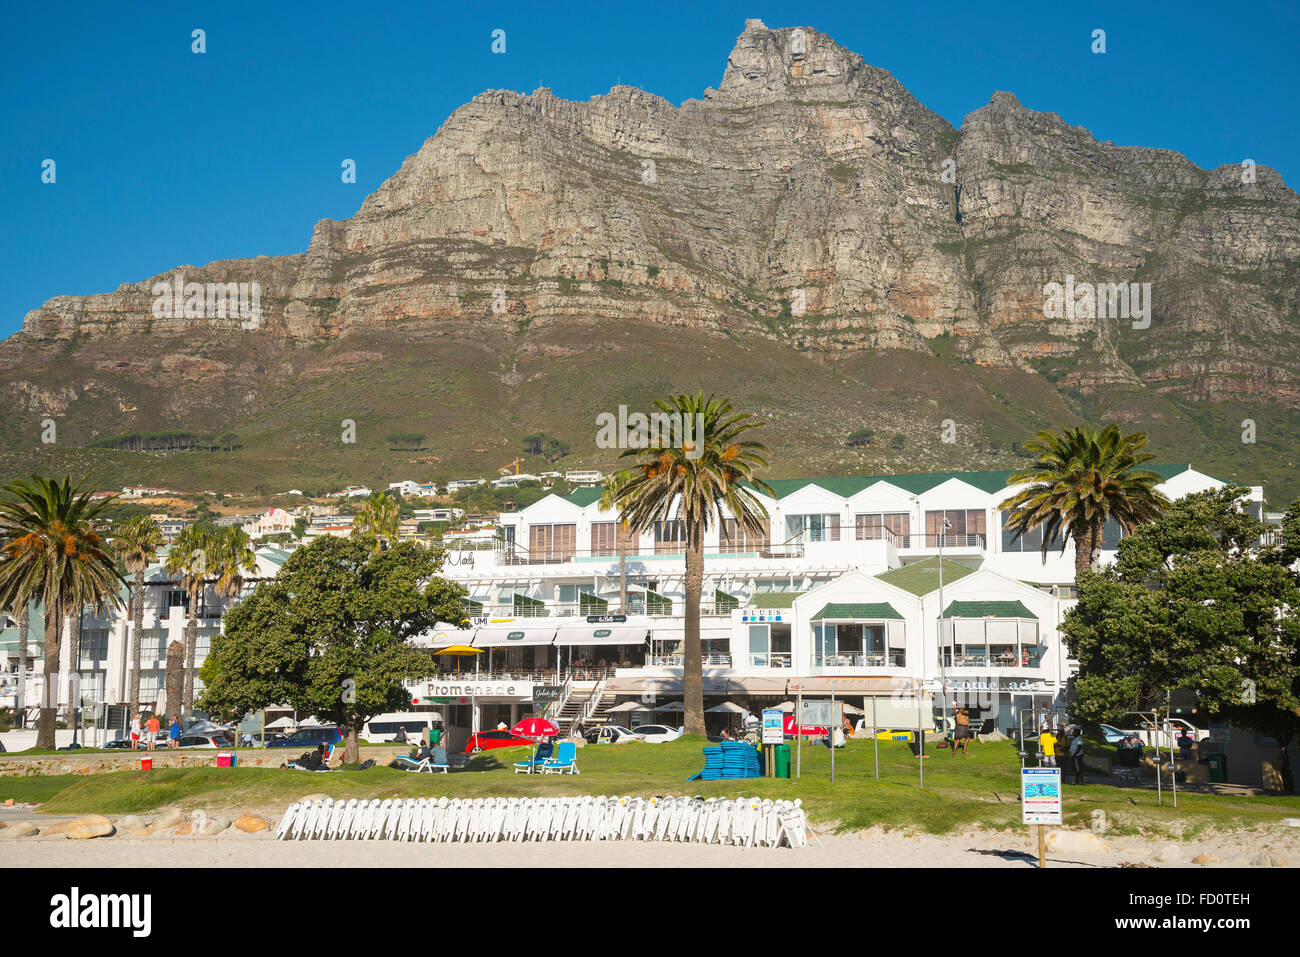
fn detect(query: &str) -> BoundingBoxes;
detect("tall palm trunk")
[164,640,184,715]
[68,612,81,733]
[16,605,28,728]
[1073,521,1098,582]
[36,600,61,749]
[129,570,144,714]
[182,587,198,714]
[682,520,705,736]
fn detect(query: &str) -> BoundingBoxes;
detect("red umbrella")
[511,717,560,773]
[512,717,559,739]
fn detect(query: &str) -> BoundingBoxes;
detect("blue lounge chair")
[541,740,579,775]
[513,740,554,774]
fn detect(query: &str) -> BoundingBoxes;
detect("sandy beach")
[5,811,1299,867]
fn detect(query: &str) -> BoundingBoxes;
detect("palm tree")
[0,476,125,748]
[15,601,29,726]
[164,524,215,714]
[210,526,259,602]
[605,393,772,736]
[352,492,400,550]
[113,515,164,716]
[1001,424,1169,581]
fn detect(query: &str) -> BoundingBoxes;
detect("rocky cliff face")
[10,19,1300,413]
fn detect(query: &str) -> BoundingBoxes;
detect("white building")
[564,469,604,486]
[388,481,420,497]
[447,479,486,493]
[490,473,540,489]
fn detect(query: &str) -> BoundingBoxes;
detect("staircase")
[579,689,619,731]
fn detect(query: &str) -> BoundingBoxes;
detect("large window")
[529,523,576,561]
[855,512,910,545]
[1001,521,1046,552]
[785,514,840,543]
[720,517,769,552]
[79,628,109,664]
[814,622,905,667]
[925,509,986,546]
[591,522,616,556]
[654,520,686,555]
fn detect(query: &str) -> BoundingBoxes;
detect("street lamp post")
[938,517,951,739]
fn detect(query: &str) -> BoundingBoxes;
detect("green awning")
[942,600,1036,620]
[512,594,547,617]
[811,602,904,621]
[714,590,739,614]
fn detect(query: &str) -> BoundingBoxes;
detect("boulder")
[153,806,184,830]
[66,814,115,839]
[1250,851,1294,867]
[1,821,38,837]
[115,815,151,834]
[199,816,230,836]
[1044,829,1113,856]
[234,813,270,833]
[1192,853,1222,866]
[299,793,329,803]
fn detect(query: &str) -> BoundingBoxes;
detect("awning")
[811,602,904,621]
[554,621,651,646]
[942,600,1037,619]
[472,623,558,647]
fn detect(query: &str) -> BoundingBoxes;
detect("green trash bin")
[1207,752,1227,783]
[774,744,791,779]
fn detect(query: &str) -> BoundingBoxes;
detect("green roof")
[943,600,1037,620]
[876,556,977,596]
[757,464,1193,501]
[750,592,806,609]
[563,487,604,507]
[811,602,904,621]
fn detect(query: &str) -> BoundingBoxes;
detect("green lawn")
[3,737,1298,837]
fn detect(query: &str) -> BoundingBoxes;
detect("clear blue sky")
[3,0,1296,337]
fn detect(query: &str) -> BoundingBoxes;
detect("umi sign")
[426,680,532,699]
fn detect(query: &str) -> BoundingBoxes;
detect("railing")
[647,654,733,667]
[941,650,1043,668]
[571,675,608,734]
[496,542,805,566]
[906,533,987,549]
[542,677,572,722]
[819,651,907,668]
[747,652,794,668]
[468,601,741,619]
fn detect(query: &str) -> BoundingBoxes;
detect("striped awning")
[553,621,652,646]
[472,623,559,647]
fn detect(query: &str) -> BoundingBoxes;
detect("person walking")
[130,713,142,751]
[1068,728,1086,784]
[168,715,181,750]
[145,713,160,752]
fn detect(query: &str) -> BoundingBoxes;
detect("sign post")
[795,685,802,779]
[1021,766,1062,868]
[761,707,783,778]
[798,698,843,782]
[871,696,879,782]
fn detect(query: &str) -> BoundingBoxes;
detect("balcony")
[819,651,907,668]
[745,652,793,669]
[941,648,1043,669]
[496,543,805,566]
[648,654,733,668]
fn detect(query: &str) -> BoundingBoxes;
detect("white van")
[363,712,443,742]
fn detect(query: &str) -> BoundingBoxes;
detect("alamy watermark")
[1042,275,1151,329]
[151,273,262,329]
[595,405,704,459]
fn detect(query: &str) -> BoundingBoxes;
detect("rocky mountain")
[4,20,1298,497]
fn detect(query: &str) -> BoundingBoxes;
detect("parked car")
[177,732,235,749]
[266,727,342,748]
[238,731,286,747]
[464,730,534,753]
[630,724,682,743]
[584,725,636,744]
[101,737,133,750]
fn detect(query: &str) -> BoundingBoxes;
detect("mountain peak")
[717,21,866,102]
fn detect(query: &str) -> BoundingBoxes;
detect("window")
[1001,521,1046,553]
[591,522,616,556]
[654,520,686,554]
[1099,516,1124,550]
[720,517,769,551]
[529,523,576,561]
[855,512,910,544]
[925,509,986,546]
[79,628,109,663]
[785,514,840,543]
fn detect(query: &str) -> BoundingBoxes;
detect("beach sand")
[5,814,1299,867]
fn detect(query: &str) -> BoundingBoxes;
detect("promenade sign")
[425,679,533,700]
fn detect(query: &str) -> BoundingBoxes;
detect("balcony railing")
[941,650,1043,668]
[647,654,733,668]
[496,543,805,566]
[469,601,740,619]
[747,652,794,668]
[819,651,907,668]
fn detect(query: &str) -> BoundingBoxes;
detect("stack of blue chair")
[688,742,760,780]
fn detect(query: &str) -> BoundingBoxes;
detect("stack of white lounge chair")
[274,795,807,848]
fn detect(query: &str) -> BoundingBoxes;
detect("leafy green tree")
[1064,486,1300,791]
[845,428,874,448]
[1001,424,1168,581]
[604,393,771,735]
[113,515,165,715]
[198,537,468,762]
[0,477,125,748]
[522,433,546,456]
[890,433,906,450]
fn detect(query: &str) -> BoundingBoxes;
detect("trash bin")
[774,744,791,779]
[1207,752,1227,783]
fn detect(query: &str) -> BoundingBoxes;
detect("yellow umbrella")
[433,644,484,674]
